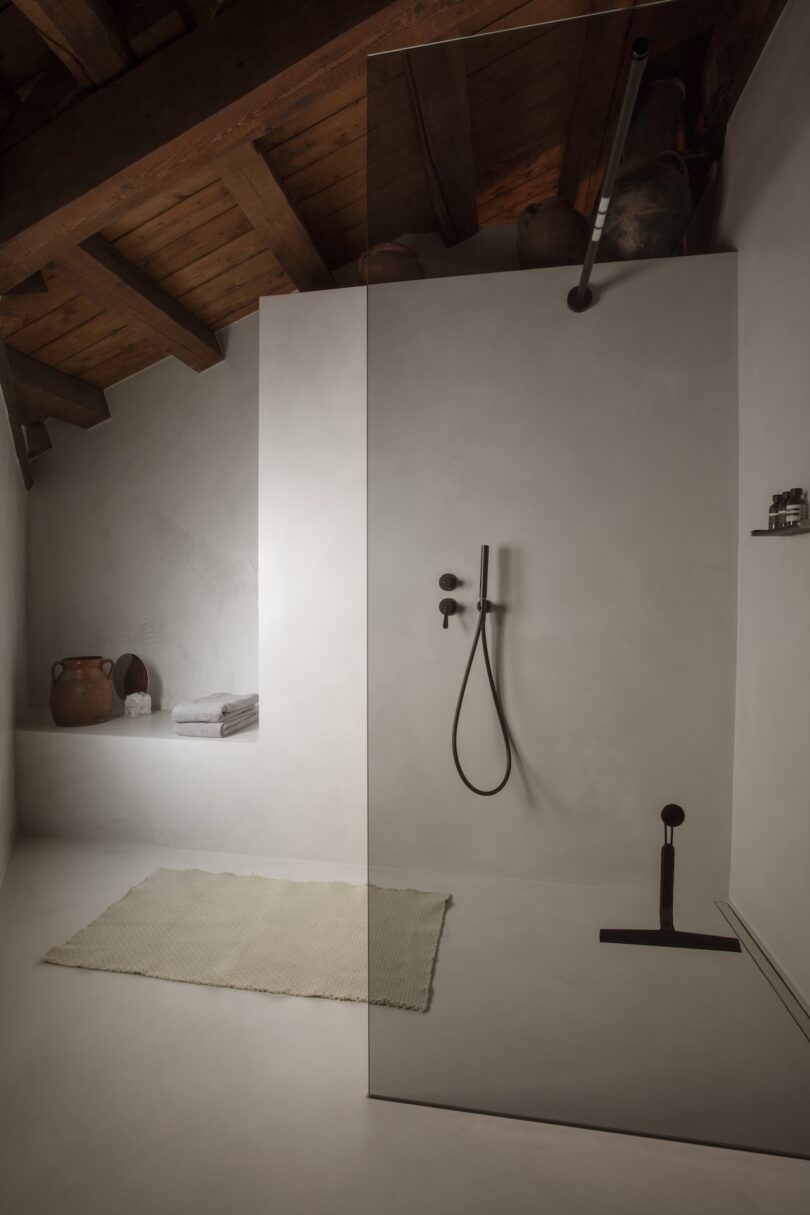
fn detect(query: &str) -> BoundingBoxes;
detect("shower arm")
[567,37,649,314]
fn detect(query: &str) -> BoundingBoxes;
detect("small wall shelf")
[751,528,810,537]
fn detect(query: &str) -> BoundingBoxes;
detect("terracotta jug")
[358,242,425,284]
[600,153,692,262]
[50,656,114,727]
[517,198,589,269]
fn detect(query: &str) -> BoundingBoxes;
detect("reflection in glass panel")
[367,0,810,1159]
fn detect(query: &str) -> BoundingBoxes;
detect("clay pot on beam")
[517,198,589,269]
[600,153,693,262]
[358,242,425,284]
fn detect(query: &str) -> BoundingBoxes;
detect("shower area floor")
[369,864,810,1156]
[2,839,809,1215]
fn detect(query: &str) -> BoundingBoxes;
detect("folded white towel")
[172,692,259,724]
[174,708,258,738]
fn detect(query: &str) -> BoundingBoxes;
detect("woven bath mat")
[44,868,449,1013]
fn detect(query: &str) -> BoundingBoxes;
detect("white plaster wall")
[720,0,810,1004]
[259,289,367,864]
[25,314,259,712]
[0,395,25,881]
[368,255,739,892]
[18,294,368,866]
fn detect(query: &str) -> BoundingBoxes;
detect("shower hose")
[451,546,512,797]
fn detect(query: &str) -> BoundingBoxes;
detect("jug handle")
[101,659,113,680]
[51,661,64,685]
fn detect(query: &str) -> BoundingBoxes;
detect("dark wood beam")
[188,0,229,20]
[6,270,47,294]
[24,420,52,459]
[52,235,223,371]
[559,0,641,219]
[0,83,20,129]
[11,1,134,88]
[0,339,34,489]
[6,346,110,429]
[0,0,512,291]
[219,142,333,292]
[404,41,477,246]
[0,60,84,152]
[697,0,789,135]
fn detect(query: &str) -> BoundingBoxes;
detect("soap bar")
[124,691,152,717]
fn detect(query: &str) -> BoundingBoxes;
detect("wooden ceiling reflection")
[0,0,788,485]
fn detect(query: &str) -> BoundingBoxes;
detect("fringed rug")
[44,868,449,1013]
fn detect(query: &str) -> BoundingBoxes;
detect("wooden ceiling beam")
[558,0,641,219]
[404,41,477,246]
[23,419,52,459]
[219,142,333,292]
[5,345,109,430]
[0,0,513,292]
[697,0,789,133]
[6,270,47,294]
[0,339,34,489]
[188,0,229,20]
[0,60,84,153]
[52,235,223,371]
[11,1,134,88]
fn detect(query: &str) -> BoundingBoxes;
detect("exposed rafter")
[23,420,52,459]
[404,41,477,246]
[11,0,134,88]
[52,236,223,372]
[6,271,47,295]
[0,339,34,490]
[188,0,230,20]
[7,346,110,429]
[697,0,789,131]
[0,83,20,129]
[219,142,333,292]
[0,0,512,292]
[558,0,641,218]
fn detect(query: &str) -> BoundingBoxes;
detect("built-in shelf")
[751,528,810,537]
[16,707,259,742]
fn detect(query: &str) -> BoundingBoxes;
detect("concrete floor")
[1,838,809,1215]
[370,864,810,1154]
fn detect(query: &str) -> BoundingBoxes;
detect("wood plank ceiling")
[0,0,789,486]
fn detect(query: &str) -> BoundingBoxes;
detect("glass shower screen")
[366,1,810,1157]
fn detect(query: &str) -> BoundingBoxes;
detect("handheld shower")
[450,545,512,796]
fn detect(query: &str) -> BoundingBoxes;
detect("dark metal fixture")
[450,544,512,796]
[439,572,459,590]
[567,37,649,314]
[439,598,458,628]
[600,805,741,951]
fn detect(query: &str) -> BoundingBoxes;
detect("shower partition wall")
[366,3,810,1158]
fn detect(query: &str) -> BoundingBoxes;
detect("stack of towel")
[172,693,258,738]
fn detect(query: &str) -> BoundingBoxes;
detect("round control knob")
[439,573,458,591]
[661,804,685,828]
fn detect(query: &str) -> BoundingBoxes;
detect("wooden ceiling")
[0,0,788,487]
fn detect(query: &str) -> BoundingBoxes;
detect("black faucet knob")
[439,598,458,628]
[661,804,685,828]
[439,573,458,591]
